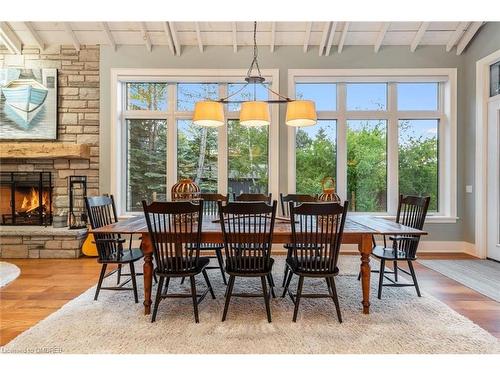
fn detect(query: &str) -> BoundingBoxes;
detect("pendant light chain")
[247,21,262,79]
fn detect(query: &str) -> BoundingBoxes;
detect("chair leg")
[163,277,170,295]
[180,277,185,285]
[407,260,421,297]
[282,268,293,298]
[261,276,272,323]
[325,277,333,296]
[292,276,304,322]
[329,277,342,323]
[378,259,385,299]
[129,262,138,303]
[94,264,107,301]
[282,265,289,287]
[202,269,216,299]
[116,264,122,285]
[266,273,276,298]
[393,260,398,282]
[222,275,235,322]
[215,249,227,285]
[189,276,199,323]
[151,276,164,323]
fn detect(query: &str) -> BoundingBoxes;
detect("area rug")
[418,259,500,302]
[2,256,498,354]
[0,262,20,288]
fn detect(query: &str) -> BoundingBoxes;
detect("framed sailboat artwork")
[0,68,58,140]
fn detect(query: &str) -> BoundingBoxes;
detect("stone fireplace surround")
[0,45,100,258]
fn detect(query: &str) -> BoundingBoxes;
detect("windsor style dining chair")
[233,192,272,204]
[218,200,277,323]
[85,195,143,303]
[142,200,216,323]
[279,193,318,287]
[283,201,349,322]
[181,193,229,285]
[359,195,430,299]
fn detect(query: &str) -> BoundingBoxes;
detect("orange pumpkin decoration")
[318,176,341,203]
[171,178,201,201]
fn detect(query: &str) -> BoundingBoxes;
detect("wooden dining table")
[92,214,426,315]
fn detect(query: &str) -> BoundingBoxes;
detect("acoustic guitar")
[82,231,98,257]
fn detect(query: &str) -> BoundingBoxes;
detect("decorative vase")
[318,176,341,203]
[171,178,201,201]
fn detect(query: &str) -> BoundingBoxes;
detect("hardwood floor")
[1,254,499,346]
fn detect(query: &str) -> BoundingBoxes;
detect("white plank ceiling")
[0,21,485,55]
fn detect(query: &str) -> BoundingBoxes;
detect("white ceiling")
[0,21,485,56]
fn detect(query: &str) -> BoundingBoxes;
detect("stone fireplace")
[0,45,100,258]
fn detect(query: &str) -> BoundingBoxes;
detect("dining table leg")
[140,234,154,315]
[359,233,372,314]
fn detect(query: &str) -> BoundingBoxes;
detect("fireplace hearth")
[0,172,53,226]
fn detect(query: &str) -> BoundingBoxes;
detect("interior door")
[487,95,500,261]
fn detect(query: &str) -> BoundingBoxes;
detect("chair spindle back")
[280,193,318,217]
[289,201,349,273]
[395,195,430,258]
[218,201,277,273]
[142,200,204,273]
[200,193,228,217]
[85,195,121,261]
[233,193,272,204]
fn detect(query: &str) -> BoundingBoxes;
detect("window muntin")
[346,83,387,111]
[126,119,167,212]
[177,83,219,111]
[296,83,337,111]
[177,119,218,192]
[296,120,337,194]
[126,83,167,111]
[346,120,387,212]
[397,83,438,111]
[227,119,269,194]
[398,119,439,211]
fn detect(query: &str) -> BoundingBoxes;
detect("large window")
[227,120,269,194]
[126,119,167,212]
[295,119,336,195]
[116,70,279,214]
[346,120,387,212]
[290,69,456,219]
[177,119,218,192]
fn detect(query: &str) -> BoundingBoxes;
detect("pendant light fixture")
[192,21,317,128]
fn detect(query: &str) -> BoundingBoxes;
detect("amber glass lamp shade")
[285,100,317,127]
[239,101,271,127]
[193,101,225,127]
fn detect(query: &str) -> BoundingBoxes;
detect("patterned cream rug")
[2,256,499,354]
[0,262,20,288]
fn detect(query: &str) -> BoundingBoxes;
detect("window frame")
[111,69,280,216]
[288,69,457,222]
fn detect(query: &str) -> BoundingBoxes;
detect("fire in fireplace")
[0,172,53,226]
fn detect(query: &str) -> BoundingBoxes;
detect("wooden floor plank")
[1,254,499,347]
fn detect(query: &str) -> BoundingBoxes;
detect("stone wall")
[0,45,100,258]
[0,227,87,258]
[0,45,100,213]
